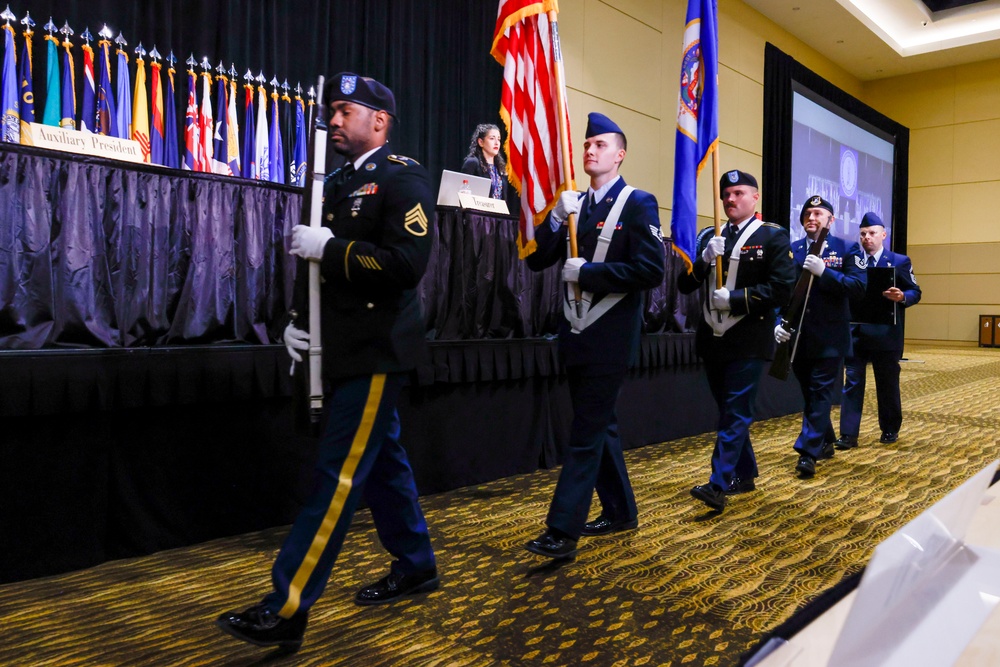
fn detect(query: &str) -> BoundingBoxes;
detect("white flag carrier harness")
[705,219,765,337]
[564,186,633,334]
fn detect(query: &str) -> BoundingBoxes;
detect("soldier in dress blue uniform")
[522,112,665,559]
[775,196,866,477]
[835,212,921,449]
[216,73,438,652]
[678,170,796,512]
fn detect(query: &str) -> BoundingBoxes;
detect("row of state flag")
[0,6,313,186]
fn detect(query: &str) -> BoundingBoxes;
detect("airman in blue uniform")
[216,73,438,652]
[836,212,921,448]
[523,113,664,558]
[678,170,796,512]
[776,196,866,477]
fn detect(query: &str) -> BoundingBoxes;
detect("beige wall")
[557,0,998,344]
[559,0,859,222]
[863,64,1000,343]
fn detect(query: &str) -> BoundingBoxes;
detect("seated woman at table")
[461,123,508,200]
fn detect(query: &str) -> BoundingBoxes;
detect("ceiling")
[743,0,1000,80]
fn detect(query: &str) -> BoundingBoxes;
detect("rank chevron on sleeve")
[404,203,428,236]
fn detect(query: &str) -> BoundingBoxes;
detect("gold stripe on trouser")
[279,374,386,618]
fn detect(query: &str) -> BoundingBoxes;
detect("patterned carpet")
[2,345,998,666]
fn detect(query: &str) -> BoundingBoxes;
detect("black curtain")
[762,43,910,250]
[17,0,503,189]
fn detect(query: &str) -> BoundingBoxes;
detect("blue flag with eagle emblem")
[670,0,718,272]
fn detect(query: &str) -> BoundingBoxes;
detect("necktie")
[335,163,355,186]
[725,224,739,254]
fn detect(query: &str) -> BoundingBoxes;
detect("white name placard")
[458,192,510,215]
[28,123,146,164]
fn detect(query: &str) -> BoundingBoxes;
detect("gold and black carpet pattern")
[2,346,998,666]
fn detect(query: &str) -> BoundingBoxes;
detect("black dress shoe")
[581,515,639,536]
[880,431,898,443]
[796,454,816,477]
[834,434,858,450]
[525,530,578,558]
[215,602,307,651]
[724,476,756,495]
[690,483,727,511]
[819,441,835,460]
[355,567,439,605]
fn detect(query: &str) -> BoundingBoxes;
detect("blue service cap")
[860,212,884,228]
[325,72,397,118]
[719,169,758,194]
[800,194,835,223]
[586,112,625,140]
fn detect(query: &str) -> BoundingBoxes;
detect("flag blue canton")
[670,0,718,272]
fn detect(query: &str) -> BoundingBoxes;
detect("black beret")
[860,212,884,228]
[719,170,758,194]
[800,195,834,223]
[325,72,397,118]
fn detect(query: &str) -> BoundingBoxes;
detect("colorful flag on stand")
[40,22,59,126]
[254,75,269,181]
[149,47,164,164]
[163,54,179,168]
[268,79,284,184]
[281,80,293,176]
[132,45,150,162]
[2,21,20,143]
[59,24,75,129]
[211,65,230,174]
[670,0,719,271]
[114,35,131,139]
[183,58,200,170]
[226,66,240,176]
[79,28,95,132]
[491,0,575,258]
[17,14,34,144]
[291,89,306,186]
[95,28,117,136]
[198,60,213,172]
[241,72,256,179]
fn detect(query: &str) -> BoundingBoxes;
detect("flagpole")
[547,10,582,314]
[713,148,723,289]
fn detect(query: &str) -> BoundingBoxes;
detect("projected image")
[790,90,895,249]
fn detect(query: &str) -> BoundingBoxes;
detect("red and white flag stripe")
[492,0,574,258]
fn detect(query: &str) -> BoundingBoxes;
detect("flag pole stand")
[547,10,583,314]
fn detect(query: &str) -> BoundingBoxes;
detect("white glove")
[552,191,583,223]
[283,322,310,363]
[803,254,826,277]
[562,256,586,283]
[290,225,334,261]
[701,236,726,264]
[774,324,791,344]
[711,287,731,311]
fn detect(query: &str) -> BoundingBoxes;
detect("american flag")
[491,0,574,258]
